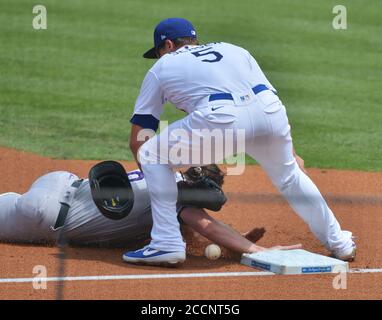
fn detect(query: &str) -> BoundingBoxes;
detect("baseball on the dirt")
[205,244,221,260]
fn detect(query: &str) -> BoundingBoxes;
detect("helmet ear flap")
[88,161,134,220]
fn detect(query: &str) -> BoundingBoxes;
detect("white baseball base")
[240,249,349,275]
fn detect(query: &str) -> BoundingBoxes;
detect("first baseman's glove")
[177,165,227,212]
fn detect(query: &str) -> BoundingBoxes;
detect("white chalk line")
[0,268,381,284]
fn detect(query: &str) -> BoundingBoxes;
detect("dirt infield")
[0,147,381,299]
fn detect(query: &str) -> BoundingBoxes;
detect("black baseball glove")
[177,165,227,211]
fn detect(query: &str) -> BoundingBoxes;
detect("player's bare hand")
[243,227,266,243]
[268,243,303,251]
[295,154,307,174]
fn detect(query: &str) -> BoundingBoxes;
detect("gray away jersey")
[64,171,153,247]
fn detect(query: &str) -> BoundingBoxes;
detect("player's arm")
[129,124,152,167]
[180,207,261,254]
[129,70,164,166]
[292,146,307,174]
[180,207,302,255]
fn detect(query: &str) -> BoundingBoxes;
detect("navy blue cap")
[143,18,197,59]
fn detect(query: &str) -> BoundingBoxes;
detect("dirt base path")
[0,147,381,299]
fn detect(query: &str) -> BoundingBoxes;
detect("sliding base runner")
[241,249,349,275]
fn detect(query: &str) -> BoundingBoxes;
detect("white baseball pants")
[139,90,353,253]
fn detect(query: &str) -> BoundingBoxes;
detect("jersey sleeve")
[130,70,164,131]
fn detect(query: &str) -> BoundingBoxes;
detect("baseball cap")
[143,18,197,59]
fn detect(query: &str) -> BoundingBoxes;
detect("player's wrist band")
[130,114,159,131]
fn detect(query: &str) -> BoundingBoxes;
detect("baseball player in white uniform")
[124,18,356,265]
[0,163,298,255]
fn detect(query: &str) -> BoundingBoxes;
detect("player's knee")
[272,162,300,191]
[138,140,159,165]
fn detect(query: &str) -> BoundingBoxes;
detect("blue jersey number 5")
[191,48,223,63]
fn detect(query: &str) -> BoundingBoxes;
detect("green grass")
[0,0,381,170]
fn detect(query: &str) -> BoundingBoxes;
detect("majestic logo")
[191,30,196,36]
[161,35,166,40]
